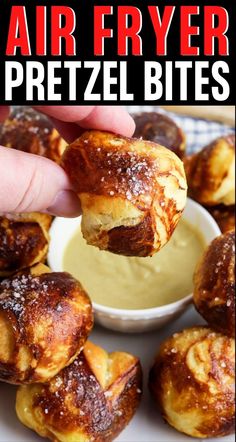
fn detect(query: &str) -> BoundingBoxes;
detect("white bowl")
[48,198,221,333]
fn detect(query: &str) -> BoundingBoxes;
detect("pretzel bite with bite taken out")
[61,130,187,257]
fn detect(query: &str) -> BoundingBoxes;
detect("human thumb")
[0,146,81,217]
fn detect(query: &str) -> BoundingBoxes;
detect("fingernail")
[46,190,81,217]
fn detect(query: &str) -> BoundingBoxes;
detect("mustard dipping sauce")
[63,219,206,310]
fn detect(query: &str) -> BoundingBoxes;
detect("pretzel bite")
[0,212,52,277]
[193,231,235,337]
[133,112,186,159]
[149,327,235,438]
[61,130,187,257]
[0,263,93,384]
[0,107,67,163]
[16,340,142,442]
[184,134,235,206]
[207,205,235,233]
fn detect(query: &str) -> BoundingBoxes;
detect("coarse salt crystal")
[126,191,132,200]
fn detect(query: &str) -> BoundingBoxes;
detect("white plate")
[0,306,234,442]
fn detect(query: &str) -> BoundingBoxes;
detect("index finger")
[34,106,135,139]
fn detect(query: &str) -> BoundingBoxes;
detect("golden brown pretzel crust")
[207,204,235,233]
[133,112,186,159]
[184,134,235,206]
[16,341,142,442]
[0,264,93,384]
[61,130,187,257]
[149,327,235,438]
[0,213,51,277]
[0,107,67,163]
[193,231,235,337]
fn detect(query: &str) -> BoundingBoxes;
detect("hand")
[0,106,134,217]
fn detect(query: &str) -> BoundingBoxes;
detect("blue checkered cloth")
[127,106,235,155]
